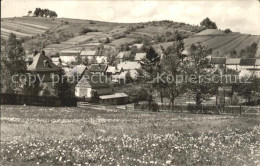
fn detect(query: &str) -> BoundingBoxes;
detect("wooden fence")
[134,102,244,115]
[1,93,77,107]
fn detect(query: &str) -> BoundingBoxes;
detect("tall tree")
[186,43,215,105]
[140,46,162,102]
[161,41,186,106]
[1,33,27,93]
[200,17,217,29]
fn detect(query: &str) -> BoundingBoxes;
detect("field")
[1,18,55,38]
[213,35,250,56]
[1,105,259,165]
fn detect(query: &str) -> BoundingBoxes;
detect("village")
[18,31,260,109]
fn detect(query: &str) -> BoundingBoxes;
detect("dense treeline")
[33,8,58,18]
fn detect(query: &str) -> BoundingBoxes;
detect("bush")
[224,29,232,33]
[79,27,98,35]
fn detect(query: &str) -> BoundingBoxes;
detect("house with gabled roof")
[26,50,61,95]
[75,75,112,99]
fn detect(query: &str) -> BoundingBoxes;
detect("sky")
[2,0,260,35]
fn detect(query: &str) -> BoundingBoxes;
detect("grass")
[1,105,260,165]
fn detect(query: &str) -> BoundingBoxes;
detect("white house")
[60,50,81,63]
[134,53,146,62]
[75,75,112,98]
[80,50,107,63]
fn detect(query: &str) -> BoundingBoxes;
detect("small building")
[89,64,108,75]
[239,58,256,76]
[132,43,143,49]
[116,51,131,62]
[51,57,61,66]
[75,75,112,99]
[225,58,241,70]
[60,50,81,63]
[80,50,107,63]
[134,53,146,62]
[99,93,128,105]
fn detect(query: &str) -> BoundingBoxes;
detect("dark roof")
[240,58,256,66]
[89,64,108,72]
[70,65,87,76]
[211,57,226,64]
[76,75,111,89]
[27,53,61,72]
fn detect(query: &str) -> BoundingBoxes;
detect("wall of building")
[60,56,76,63]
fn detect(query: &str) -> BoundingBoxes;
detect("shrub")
[224,29,232,33]
[79,27,98,35]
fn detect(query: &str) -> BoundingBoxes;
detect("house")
[134,53,146,62]
[132,43,143,49]
[27,50,61,95]
[116,51,130,62]
[117,61,141,71]
[239,58,256,76]
[112,61,141,82]
[51,57,61,66]
[89,64,108,75]
[80,50,107,63]
[225,58,241,70]
[60,50,81,63]
[106,66,117,76]
[75,75,113,99]
[99,93,128,105]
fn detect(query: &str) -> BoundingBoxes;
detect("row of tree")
[32,8,58,18]
[138,37,260,106]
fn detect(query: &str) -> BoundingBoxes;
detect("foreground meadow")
[1,105,260,165]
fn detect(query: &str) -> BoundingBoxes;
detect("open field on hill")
[184,36,213,47]
[202,35,241,50]
[111,37,136,47]
[214,35,250,56]
[1,28,33,37]
[256,38,260,57]
[234,35,260,53]
[1,105,259,165]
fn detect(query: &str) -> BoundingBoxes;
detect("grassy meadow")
[0,105,260,165]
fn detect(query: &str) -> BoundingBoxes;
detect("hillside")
[153,29,260,57]
[1,17,260,58]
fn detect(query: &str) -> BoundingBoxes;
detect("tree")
[28,11,32,17]
[161,41,186,106]
[1,33,27,93]
[186,43,215,105]
[224,29,232,33]
[75,55,82,65]
[83,56,89,65]
[200,17,217,29]
[140,46,166,103]
[238,73,260,104]
[239,42,257,58]
[90,56,98,64]
[125,71,134,84]
[106,47,119,66]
